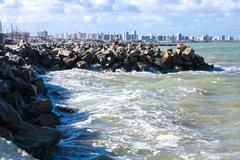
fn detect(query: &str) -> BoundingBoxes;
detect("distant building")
[6,32,30,42]
[37,31,48,39]
[0,33,6,49]
[176,33,183,41]
[123,31,129,41]
[141,35,150,41]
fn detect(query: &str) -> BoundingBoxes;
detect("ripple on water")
[44,62,240,160]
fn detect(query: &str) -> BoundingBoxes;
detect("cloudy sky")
[0,0,239,36]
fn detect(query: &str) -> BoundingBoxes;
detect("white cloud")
[83,15,93,23]
[0,0,239,35]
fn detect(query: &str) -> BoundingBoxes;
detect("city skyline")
[0,0,239,36]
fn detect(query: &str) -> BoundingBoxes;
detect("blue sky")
[0,0,239,36]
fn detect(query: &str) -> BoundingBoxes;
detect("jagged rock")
[136,62,149,71]
[5,52,25,65]
[33,113,60,128]
[40,52,52,66]
[0,126,12,140]
[32,78,48,95]
[75,61,88,69]
[58,50,72,57]
[12,122,61,159]
[0,55,9,64]
[55,106,78,113]
[50,64,61,71]
[81,52,94,64]
[0,98,23,128]
[0,63,15,79]
[181,48,194,61]
[0,79,8,94]
[25,99,53,117]
[63,57,74,68]
[11,65,36,83]
[177,44,187,52]
[93,155,113,160]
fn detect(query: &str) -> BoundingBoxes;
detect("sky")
[0,0,239,36]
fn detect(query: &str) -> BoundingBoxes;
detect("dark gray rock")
[25,99,53,117]
[33,113,60,128]
[0,98,23,128]
[12,122,61,159]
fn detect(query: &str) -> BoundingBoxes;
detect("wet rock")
[0,126,13,140]
[10,79,37,101]
[12,122,61,159]
[33,113,60,128]
[32,78,48,95]
[93,155,113,160]
[55,106,78,113]
[25,99,53,117]
[0,79,9,94]
[5,52,25,65]
[63,57,75,68]
[0,63,15,79]
[11,65,36,83]
[136,62,149,71]
[50,64,61,71]
[0,98,23,128]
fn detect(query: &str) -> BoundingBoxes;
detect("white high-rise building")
[176,33,183,41]
[123,31,129,41]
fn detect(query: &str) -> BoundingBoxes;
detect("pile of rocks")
[0,48,61,159]
[15,42,213,73]
[0,42,213,159]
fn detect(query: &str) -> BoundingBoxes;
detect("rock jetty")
[13,42,213,73]
[0,47,61,159]
[0,42,213,159]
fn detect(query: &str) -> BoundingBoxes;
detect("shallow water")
[43,42,240,160]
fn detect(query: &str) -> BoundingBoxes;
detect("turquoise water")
[44,42,240,160]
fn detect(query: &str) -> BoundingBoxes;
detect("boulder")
[136,62,149,71]
[0,79,9,94]
[33,113,60,128]
[0,98,23,128]
[75,61,87,69]
[32,78,48,95]
[0,126,12,140]
[25,99,53,117]
[55,106,78,113]
[10,79,37,99]
[5,52,25,65]
[58,50,72,57]
[177,44,187,52]
[63,57,74,68]
[0,63,15,79]
[12,122,61,159]
[81,52,94,64]
[181,48,194,61]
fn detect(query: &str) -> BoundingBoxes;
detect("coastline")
[0,42,214,159]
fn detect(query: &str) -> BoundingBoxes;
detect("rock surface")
[0,47,61,159]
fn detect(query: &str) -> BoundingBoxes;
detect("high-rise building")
[132,30,137,41]
[176,33,183,41]
[37,31,48,39]
[123,31,129,41]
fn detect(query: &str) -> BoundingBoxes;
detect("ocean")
[1,42,240,160]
